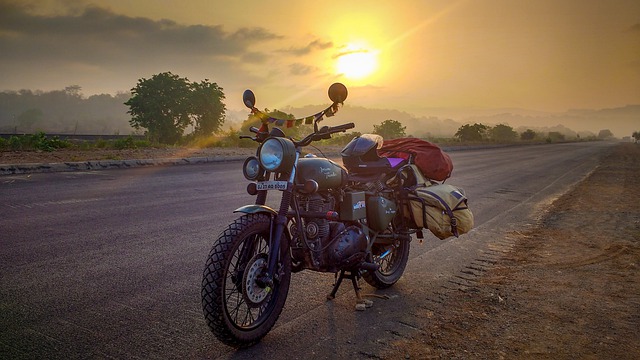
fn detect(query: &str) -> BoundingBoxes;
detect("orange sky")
[1,0,639,117]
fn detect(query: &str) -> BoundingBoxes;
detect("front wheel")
[362,236,410,289]
[202,213,291,348]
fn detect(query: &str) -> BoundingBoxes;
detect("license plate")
[256,181,288,191]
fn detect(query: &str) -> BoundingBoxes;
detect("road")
[0,141,613,359]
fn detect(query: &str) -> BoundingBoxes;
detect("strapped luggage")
[379,138,453,181]
[406,184,474,240]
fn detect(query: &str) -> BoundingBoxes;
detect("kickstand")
[326,270,373,311]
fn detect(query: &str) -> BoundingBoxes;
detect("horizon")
[2,86,637,138]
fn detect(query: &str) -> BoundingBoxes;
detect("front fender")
[234,204,277,216]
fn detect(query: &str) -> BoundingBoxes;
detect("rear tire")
[202,213,291,348]
[362,236,410,289]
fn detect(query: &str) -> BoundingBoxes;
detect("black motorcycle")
[202,83,453,348]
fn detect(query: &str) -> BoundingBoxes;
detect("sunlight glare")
[336,47,378,80]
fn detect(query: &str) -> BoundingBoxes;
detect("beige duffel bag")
[408,184,474,240]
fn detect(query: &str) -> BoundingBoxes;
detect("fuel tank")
[296,157,348,190]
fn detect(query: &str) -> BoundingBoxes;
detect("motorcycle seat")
[343,156,407,178]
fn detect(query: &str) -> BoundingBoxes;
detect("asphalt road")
[0,141,614,359]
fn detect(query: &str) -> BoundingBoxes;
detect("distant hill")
[2,88,637,138]
[262,104,640,138]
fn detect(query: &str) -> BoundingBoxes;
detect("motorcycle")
[202,83,444,348]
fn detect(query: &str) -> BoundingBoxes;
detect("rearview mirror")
[243,90,256,109]
[328,83,348,104]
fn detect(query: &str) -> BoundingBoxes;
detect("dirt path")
[384,143,640,359]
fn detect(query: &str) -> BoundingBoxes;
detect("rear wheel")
[362,235,410,289]
[202,213,291,348]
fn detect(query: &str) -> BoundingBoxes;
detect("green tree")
[125,72,226,144]
[455,123,488,142]
[632,131,639,143]
[372,119,406,139]
[189,80,226,137]
[125,72,191,144]
[490,124,518,142]
[520,129,537,141]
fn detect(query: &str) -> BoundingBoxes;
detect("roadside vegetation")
[1,71,633,153]
[0,132,152,152]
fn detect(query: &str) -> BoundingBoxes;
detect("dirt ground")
[383,143,640,359]
[3,144,639,359]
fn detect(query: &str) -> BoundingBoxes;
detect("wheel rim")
[223,233,276,330]
[374,242,403,276]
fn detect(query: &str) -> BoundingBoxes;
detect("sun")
[336,46,378,80]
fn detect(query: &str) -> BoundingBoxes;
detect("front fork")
[264,153,299,286]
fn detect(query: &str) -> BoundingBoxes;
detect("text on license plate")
[256,181,288,191]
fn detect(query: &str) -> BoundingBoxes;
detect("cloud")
[289,63,317,76]
[333,48,369,59]
[0,2,282,66]
[283,39,333,56]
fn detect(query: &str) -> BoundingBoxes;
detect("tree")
[597,129,614,139]
[189,80,226,137]
[490,124,518,142]
[125,72,191,144]
[633,131,639,143]
[520,129,537,141]
[125,72,226,144]
[454,123,488,142]
[372,119,406,139]
[547,131,565,142]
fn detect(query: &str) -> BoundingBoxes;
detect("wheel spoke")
[202,214,291,346]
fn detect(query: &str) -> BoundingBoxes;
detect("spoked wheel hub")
[242,253,271,307]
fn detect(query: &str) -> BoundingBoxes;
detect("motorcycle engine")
[291,193,368,272]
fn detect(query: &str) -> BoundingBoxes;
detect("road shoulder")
[384,143,640,359]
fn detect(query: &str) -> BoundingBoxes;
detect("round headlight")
[259,137,296,172]
[243,156,262,180]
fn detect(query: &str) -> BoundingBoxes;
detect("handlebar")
[293,122,355,147]
[328,123,355,132]
[240,84,353,145]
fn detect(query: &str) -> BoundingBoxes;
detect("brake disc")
[241,253,270,307]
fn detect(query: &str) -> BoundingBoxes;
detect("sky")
[1,0,639,119]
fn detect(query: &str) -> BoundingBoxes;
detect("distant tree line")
[0,86,132,135]
[2,71,625,146]
[450,122,613,143]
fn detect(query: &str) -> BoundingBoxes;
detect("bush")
[0,132,72,152]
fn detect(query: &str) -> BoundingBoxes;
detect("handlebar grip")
[331,123,355,132]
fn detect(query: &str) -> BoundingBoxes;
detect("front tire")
[362,236,410,289]
[202,213,291,348]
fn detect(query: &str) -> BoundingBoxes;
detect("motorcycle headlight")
[242,156,263,180]
[258,137,296,173]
